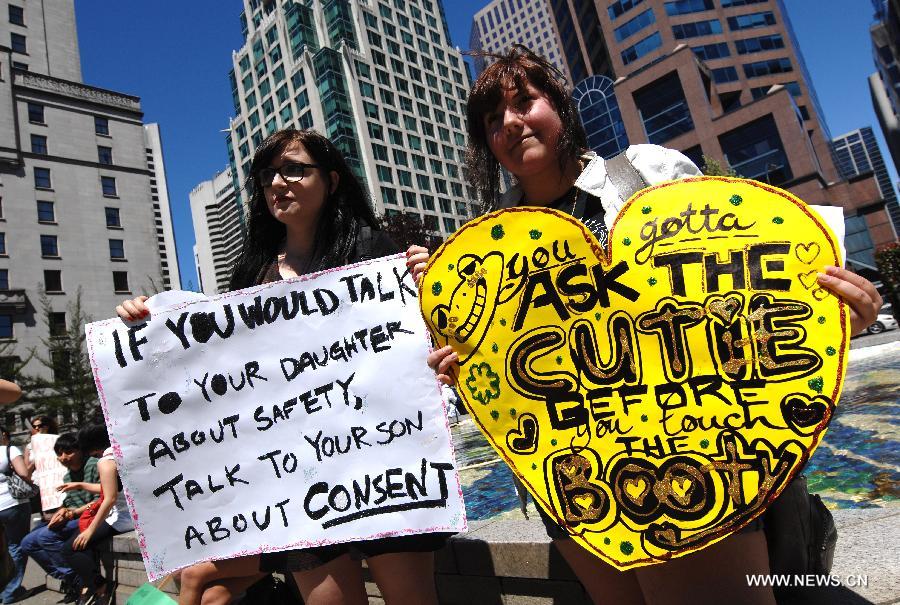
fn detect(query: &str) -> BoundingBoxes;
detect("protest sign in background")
[31,433,65,511]
[419,177,848,569]
[86,254,465,580]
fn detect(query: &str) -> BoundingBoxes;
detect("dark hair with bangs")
[228,129,379,290]
[466,45,587,211]
[53,432,80,455]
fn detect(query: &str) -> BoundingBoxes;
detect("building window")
[721,0,767,5]
[442,217,456,232]
[0,316,11,339]
[614,8,655,42]
[608,0,646,20]
[34,167,51,189]
[37,200,55,223]
[0,232,5,255]
[51,350,70,381]
[112,271,130,293]
[49,312,67,337]
[573,75,630,159]
[381,188,397,206]
[8,5,24,26]
[10,32,26,54]
[735,34,784,55]
[40,234,59,257]
[30,134,48,155]
[844,215,877,269]
[104,207,121,229]
[672,19,722,39]
[712,66,739,83]
[633,71,695,144]
[94,116,109,135]
[664,0,714,16]
[0,270,6,290]
[742,57,792,78]
[692,42,730,61]
[621,31,662,65]
[98,146,113,165]
[727,11,776,31]
[28,103,44,124]
[718,114,792,186]
[44,270,62,293]
[109,239,125,260]
[101,176,117,197]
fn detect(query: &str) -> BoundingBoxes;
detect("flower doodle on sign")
[465,362,501,405]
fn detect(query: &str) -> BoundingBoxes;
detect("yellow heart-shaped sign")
[420,177,849,568]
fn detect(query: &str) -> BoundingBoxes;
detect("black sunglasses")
[258,162,321,187]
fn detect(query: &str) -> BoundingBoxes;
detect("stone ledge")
[39,509,897,604]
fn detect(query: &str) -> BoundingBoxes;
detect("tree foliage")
[377,211,443,251]
[875,242,900,316]
[21,289,98,423]
[700,155,739,177]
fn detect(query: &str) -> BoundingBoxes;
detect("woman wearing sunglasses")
[116,129,444,605]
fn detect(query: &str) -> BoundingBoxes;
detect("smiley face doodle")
[430,252,506,364]
[420,177,849,569]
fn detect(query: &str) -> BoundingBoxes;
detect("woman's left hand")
[73,528,94,551]
[816,266,882,335]
[406,245,430,284]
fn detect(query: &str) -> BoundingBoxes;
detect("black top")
[256,227,400,285]
[543,187,609,248]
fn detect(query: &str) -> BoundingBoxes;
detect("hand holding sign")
[419,177,848,569]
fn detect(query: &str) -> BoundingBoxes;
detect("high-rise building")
[190,169,243,295]
[544,0,897,267]
[144,124,180,291]
[870,0,900,174]
[470,0,570,83]
[215,0,474,265]
[0,0,178,406]
[832,127,900,246]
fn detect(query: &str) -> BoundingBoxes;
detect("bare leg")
[291,553,367,605]
[367,551,438,605]
[553,539,646,605]
[198,574,267,605]
[637,530,776,605]
[177,555,261,605]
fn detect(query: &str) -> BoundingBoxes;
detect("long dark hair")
[466,45,588,211]
[229,129,378,290]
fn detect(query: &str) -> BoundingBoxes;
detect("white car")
[867,313,898,334]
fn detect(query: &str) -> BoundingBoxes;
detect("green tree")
[875,242,900,317]
[23,289,98,422]
[377,211,443,251]
[700,154,739,177]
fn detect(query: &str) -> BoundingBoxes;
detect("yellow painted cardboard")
[419,177,848,569]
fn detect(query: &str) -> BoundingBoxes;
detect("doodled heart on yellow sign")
[419,177,849,569]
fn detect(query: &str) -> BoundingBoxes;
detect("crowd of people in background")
[0,378,127,604]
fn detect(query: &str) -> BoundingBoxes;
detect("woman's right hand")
[428,346,459,386]
[115,296,150,321]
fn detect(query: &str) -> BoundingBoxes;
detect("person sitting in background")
[61,424,132,605]
[0,425,33,604]
[21,433,99,603]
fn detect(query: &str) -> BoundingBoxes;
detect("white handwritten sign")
[31,434,65,511]
[86,255,466,580]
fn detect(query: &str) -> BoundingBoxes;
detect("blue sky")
[73,0,893,291]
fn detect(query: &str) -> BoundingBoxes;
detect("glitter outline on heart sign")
[419,176,849,569]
